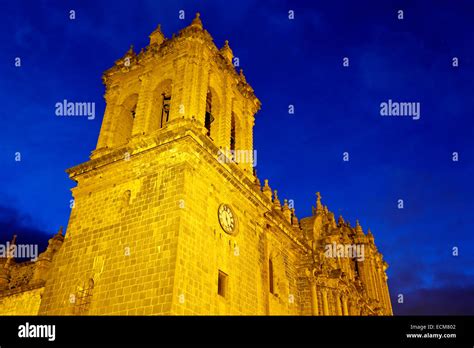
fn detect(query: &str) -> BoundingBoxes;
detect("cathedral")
[0,14,392,316]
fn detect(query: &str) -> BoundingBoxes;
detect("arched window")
[150,80,172,132]
[205,90,214,137]
[114,94,138,146]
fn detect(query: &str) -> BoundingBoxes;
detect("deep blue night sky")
[0,0,473,315]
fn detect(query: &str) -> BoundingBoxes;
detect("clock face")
[218,204,237,235]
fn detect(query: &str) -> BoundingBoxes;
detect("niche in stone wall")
[268,250,289,301]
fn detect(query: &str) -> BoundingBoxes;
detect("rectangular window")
[217,270,228,297]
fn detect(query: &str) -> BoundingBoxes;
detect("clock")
[218,204,237,235]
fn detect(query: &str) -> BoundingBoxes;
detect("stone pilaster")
[132,72,152,136]
[218,76,233,150]
[309,277,319,316]
[342,295,349,315]
[321,288,329,315]
[335,291,342,315]
[94,88,120,153]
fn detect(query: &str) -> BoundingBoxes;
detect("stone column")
[310,278,319,316]
[335,292,342,316]
[375,266,386,313]
[370,257,381,301]
[359,300,365,315]
[263,225,271,315]
[342,295,349,316]
[364,254,377,300]
[321,288,329,315]
[349,299,358,316]
[378,270,391,315]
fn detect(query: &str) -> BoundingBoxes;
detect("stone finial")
[291,208,299,226]
[220,40,233,62]
[355,219,364,235]
[338,215,344,227]
[315,192,324,214]
[367,228,375,242]
[149,24,165,45]
[253,168,261,187]
[9,234,17,253]
[282,199,292,223]
[126,45,135,56]
[273,190,281,209]
[53,227,65,243]
[262,179,272,201]
[328,212,336,228]
[254,176,261,189]
[190,12,203,29]
[239,69,247,83]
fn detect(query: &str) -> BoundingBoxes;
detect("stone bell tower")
[39,13,263,315]
[92,13,259,175]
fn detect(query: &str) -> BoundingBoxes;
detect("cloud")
[393,285,474,315]
[0,204,51,258]
[390,266,474,315]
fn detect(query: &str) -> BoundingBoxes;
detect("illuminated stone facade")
[0,14,392,316]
